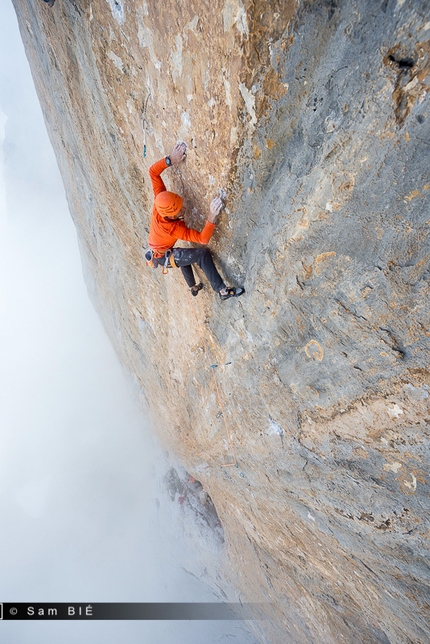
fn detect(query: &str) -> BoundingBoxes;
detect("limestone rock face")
[13,0,429,642]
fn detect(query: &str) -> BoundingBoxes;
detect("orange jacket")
[148,158,216,254]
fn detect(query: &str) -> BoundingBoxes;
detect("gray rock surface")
[12,0,429,642]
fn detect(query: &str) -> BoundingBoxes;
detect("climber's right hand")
[208,197,223,223]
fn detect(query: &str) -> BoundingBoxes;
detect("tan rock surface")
[13,1,429,642]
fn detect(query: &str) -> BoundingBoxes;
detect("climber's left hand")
[170,142,187,165]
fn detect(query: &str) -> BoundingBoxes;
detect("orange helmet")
[155,191,183,218]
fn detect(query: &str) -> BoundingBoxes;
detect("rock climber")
[146,142,245,300]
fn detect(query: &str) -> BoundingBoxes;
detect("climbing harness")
[142,92,151,158]
[145,248,178,274]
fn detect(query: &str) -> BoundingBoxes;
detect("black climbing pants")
[171,247,226,292]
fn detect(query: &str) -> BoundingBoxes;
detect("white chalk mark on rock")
[403,474,417,491]
[239,83,257,127]
[223,0,249,36]
[186,15,199,32]
[107,50,124,72]
[383,462,402,473]
[106,0,125,25]
[181,112,192,129]
[223,75,232,109]
[268,418,284,437]
[137,19,162,70]
[387,404,403,418]
[171,34,183,82]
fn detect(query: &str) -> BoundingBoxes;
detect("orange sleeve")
[149,159,168,197]
[174,221,216,245]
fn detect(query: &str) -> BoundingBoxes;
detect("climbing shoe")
[219,287,245,301]
[190,283,204,297]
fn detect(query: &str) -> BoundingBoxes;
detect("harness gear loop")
[162,254,169,274]
[166,249,178,269]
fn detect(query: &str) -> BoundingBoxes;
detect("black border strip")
[1,602,265,620]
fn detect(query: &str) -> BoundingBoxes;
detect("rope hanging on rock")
[142,92,151,158]
[185,286,238,468]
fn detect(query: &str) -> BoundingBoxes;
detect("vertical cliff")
[13,0,429,642]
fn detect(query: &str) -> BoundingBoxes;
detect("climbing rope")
[142,92,151,158]
[185,286,238,468]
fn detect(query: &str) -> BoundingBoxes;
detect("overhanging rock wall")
[13,1,429,642]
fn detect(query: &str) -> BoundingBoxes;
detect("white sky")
[0,2,257,643]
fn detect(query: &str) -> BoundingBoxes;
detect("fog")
[0,3,257,642]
